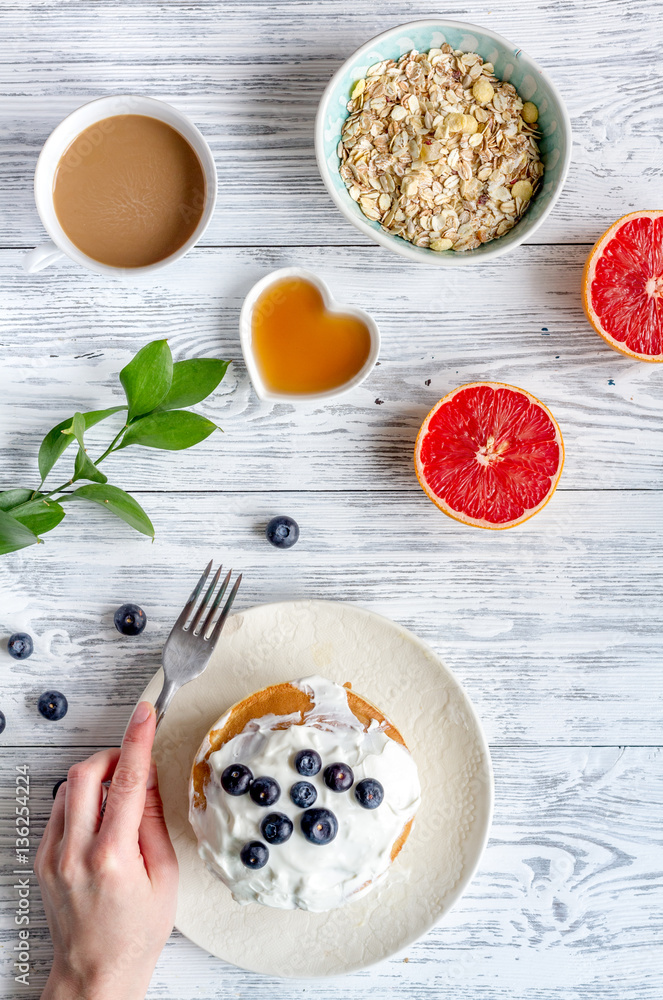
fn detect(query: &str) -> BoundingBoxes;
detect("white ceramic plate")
[140,600,493,977]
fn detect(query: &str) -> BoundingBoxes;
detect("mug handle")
[23,241,65,273]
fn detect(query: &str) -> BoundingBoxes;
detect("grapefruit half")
[582,210,663,362]
[414,382,564,529]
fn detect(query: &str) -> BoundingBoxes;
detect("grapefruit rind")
[414,381,565,530]
[582,209,663,363]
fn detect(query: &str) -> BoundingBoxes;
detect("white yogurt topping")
[189,675,421,912]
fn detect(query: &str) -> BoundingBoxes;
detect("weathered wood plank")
[1,746,661,999]
[0,489,661,748]
[1,1,662,996]
[1,0,662,247]
[1,246,661,493]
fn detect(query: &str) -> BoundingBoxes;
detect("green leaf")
[119,410,218,451]
[73,447,108,484]
[0,508,41,555]
[38,406,126,483]
[62,484,154,537]
[120,340,173,421]
[0,489,34,511]
[63,411,86,448]
[12,498,65,535]
[157,359,230,411]
[0,490,65,535]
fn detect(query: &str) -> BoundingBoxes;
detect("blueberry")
[221,763,253,795]
[52,778,67,799]
[249,776,280,807]
[300,808,338,845]
[37,691,68,722]
[0,710,5,735]
[323,762,354,792]
[294,748,321,777]
[114,603,147,636]
[260,812,293,845]
[354,778,384,809]
[266,516,299,549]
[290,781,317,808]
[240,841,269,869]
[8,633,33,659]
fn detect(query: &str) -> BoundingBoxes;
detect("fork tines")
[179,560,241,642]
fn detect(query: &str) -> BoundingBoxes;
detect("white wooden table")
[1,1,662,997]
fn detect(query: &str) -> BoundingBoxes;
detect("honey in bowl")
[52,115,205,268]
[251,277,372,395]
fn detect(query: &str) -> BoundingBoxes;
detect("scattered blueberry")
[221,763,253,796]
[323,762,354,792]
[290,781,317,808]
[8,633,33,659]
[114,603,147,636]
[354,778,384,809]
[266,515,299,549]
[52,778,67,799]
[249,776,280,807]
[301,808,338,845]
[294,748,321,777]
[37,691,68,722]
[0,710,5,735]
[260,812,293,845]
[240,841,269,869]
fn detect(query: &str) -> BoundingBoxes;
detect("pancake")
[188,675,421,912]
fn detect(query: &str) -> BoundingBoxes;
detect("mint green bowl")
[315,18,572,265]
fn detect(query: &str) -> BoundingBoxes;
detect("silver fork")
[154,561,242,730]
[99,563,241,817]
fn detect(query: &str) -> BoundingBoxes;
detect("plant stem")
[32,482,73,502]
[94,425,127,465]
[21,425,128,510]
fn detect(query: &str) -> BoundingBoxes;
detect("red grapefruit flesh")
[414,382,564,529]
[582,210,663,362]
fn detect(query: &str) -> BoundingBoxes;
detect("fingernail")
[132,701,153,725]
[147,762,158,790]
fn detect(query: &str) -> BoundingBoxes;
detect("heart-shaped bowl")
[239,267,380,404]
[315,18,572,265]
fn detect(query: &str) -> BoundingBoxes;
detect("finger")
[138,762,179,884]
[99,701,155,850]
[63,748,121,844]
[47,777,67,842]
[35,780,67,878]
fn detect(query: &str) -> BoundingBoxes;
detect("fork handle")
[154,675,178,733]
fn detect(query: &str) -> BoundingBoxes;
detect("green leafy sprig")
[0,340,229,555]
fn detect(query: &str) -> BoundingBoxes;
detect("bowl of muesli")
[315,19,571,264]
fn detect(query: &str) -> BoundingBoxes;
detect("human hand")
[36,702,179,1000]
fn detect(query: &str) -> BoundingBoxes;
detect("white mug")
[23,94,218,276]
